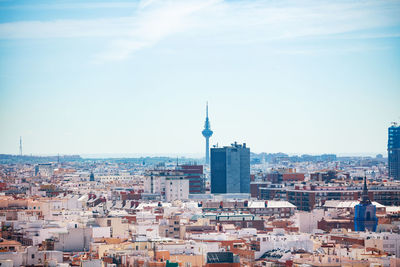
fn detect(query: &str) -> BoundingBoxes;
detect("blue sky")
[0,0,399,156]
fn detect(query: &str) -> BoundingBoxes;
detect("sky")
[0,0,400,157]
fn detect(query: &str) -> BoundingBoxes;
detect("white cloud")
[97,0,220,61]
[0,0,399,61]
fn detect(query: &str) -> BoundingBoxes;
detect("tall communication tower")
[202,102,213,165]
[19,136,22,156]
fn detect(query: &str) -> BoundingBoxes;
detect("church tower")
[89,171,95,182]
[354,177,378,232]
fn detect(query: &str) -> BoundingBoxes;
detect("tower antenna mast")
[19,136,22,156]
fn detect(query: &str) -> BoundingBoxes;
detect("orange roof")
[0,239,22,246]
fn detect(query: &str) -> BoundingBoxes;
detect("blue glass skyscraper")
[210,142,250,194]
[388,123,400,180]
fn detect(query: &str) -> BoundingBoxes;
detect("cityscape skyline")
[1,1,400,266]
[2,121,400,158]
[2,118,399,157]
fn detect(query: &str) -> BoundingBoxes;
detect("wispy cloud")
[97,0,220,61]
[274,44,393,56]
[0,0,399,61]
[0,2,141,10]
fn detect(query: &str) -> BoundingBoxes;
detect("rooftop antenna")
[19,136,22,156]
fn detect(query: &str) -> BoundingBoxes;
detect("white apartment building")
[165,178,189,202]
[144,170,188,201]
[144,175,165,195]
[247,200,296,218]
[363,232,400,257]
[253,231,314,259]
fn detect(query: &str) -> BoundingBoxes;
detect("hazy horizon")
[1,151,388,159]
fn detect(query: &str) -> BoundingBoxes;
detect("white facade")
[144,175,165,194]
[96,217,130,238]
[92,227,111,238]
[165,178,189,202]
[0,246,63,267]
[81,259,102,267]
[54,227,93,252]
[296,209,325,233]
[363,232,400,257]
[96,175,138,183]
[134,222,160,239]
[247,200,296,218]
[254,232,314,259]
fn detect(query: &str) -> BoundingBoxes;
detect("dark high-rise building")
[388,123,400,180]
[210,142,250,194]
[202,103,213,165]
